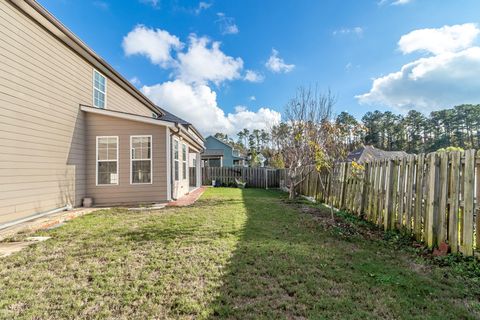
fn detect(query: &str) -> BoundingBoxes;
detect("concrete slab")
[167,186,206,207]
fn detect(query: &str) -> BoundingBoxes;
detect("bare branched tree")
[273,86,347,217]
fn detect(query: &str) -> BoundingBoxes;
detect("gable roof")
[206,136,234,150]
[347,145,408,163]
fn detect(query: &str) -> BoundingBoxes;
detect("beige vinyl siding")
[0,1,157,224]
[85,113,168,205]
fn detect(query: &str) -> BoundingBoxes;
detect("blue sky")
[39,0,480,135]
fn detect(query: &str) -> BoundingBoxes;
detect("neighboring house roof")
[201,149,224,157]
[205,136,247,159]
[347,145,408,163]
[19,0,203,142]
[207,136,233,149]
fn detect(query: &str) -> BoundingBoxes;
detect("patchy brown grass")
[0,188,479,319]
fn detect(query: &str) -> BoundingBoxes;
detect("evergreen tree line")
[336,104,480,154]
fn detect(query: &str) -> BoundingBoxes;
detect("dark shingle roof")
[155,107,191,125]
[347,145,408,163]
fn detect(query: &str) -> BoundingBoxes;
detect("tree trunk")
[289,181,296,200]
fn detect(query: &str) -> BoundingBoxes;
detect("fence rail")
[279,150,480,256]
[201,167,280,189]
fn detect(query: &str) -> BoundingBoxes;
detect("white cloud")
[129,76,142,86]
[142,80,280,135]
[398,23,480,55]
[216,12,239,35]
[265,49,295,73]
[123,26,279,135]
[227,107,281,134]
[195,1,212,14]
[249,95,256,101]
[122,25,182,67]
[357,23,480,112]
[244,70,265,83]
[176,34,243,84]
[392,0,412,4]
[333,27,363,37]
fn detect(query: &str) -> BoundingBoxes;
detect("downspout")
[0,206,69,231]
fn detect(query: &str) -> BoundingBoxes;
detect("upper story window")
[131,136,152,184]
[96,136,118,186]
[93,70,107,109]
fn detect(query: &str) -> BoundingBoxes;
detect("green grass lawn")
[0,188,479,319]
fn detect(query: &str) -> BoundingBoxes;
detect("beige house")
[0,0,204,227]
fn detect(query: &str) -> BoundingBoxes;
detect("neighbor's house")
[347,145,408,163]
[0,0,204,227]
[201,136,246,167]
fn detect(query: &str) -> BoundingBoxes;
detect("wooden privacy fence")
[279,150,480,256]
[201,167,280,189]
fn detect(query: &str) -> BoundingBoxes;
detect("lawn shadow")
[208,188,336,319]
[207,188,479,319]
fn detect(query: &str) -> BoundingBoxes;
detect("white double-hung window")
[182,144,187,180]
[131,135,152,184]
[93,70,106,109]
[174,140,179,181]
[96,136,118,185]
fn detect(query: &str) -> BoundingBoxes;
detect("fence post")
[448,151,461,253]
[397,157,406,229]
[359,162,369,217]
[340,162,348,210]
[437,152,448,246]
[405,155,415,233]
[461,150,475,256]
[414,154,425,241]
[425,153,438,248]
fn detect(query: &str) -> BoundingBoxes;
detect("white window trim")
[93,69,107,109]
[166,127,172,201]
[130,135,153,185]
[95,136,119,186]
[173,138,180,182]
[182,143,188,181]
